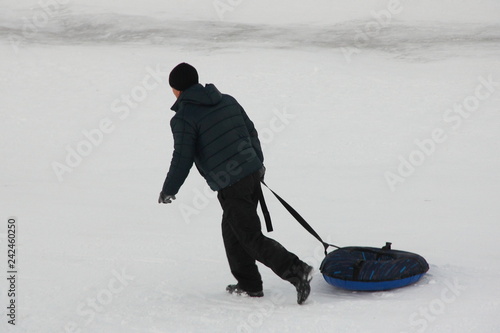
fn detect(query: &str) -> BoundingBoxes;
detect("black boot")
[286,262,313,305]
[296,264,313,305]
[226,284,264,297]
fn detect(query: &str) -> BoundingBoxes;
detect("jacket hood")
[171,83,223,112]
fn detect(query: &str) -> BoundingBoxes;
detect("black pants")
[218,171,301,292]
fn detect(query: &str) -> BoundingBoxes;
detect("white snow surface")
[1,1,500,332]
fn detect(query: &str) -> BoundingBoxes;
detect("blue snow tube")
[320,243,429,291]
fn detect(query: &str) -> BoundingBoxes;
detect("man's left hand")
[158,192,176,204]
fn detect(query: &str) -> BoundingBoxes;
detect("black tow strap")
[257,182,273,232]
[258,180,340,255]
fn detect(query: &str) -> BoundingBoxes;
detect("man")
[158,63,313,304]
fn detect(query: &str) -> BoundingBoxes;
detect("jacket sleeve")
[240,107,264,163]
[161,116,197,195]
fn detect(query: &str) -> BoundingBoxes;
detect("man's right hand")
[259,166,266,181]
[158,192,176,204]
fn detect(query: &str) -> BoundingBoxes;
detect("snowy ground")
[1,1,500,333]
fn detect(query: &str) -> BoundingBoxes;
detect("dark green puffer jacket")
[162,83,264,195]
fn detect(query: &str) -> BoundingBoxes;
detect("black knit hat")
[169,63,199,91]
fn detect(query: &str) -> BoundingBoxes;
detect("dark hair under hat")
[169,63,199,91]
